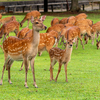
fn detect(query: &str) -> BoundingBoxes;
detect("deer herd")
[0,10,100,88]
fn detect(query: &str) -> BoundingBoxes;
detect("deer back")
[51,18,59,26]
[67,16,76,25]
[59,18,68,24]
[75,13,87,21]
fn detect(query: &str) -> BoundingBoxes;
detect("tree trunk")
[71,0,80,12]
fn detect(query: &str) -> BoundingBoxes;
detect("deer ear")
[31,16,34,23]
[40,15,46,21]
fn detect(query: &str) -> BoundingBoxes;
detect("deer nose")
[70,44,72,47]
[45,26,47,30]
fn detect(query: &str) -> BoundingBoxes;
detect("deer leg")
[92,33,96,45]
[76,38,79,49]
[30,58,38,88]
[23,58,29,88]
[64,63,68,82]
[55,62,62,82]
[80,39,84,49]
[84,35,88,45]
[0,56,9,85]
[38,51,42,56]
[50,59,57,81]
[27,20,30,27]
[19,61,24,71]
[7,59,14,84]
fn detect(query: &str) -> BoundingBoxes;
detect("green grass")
[0,13,100,100]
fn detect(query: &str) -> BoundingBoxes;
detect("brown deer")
[0,16,47,88]
[20,10,41,27]
[46,24,66,44]
[64,26,84,49]
[75,13,87,21]
[0,16,16,27]
[51,18,59,26]
[91,21,100,45]
[16,28,57,71]
[0,20,19,42]
[0,13,2,19]
[49,38,74,82]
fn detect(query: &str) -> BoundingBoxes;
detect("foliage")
[0,13,100,100]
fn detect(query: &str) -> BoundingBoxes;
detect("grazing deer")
[75,13,87,21]
[0,20,19,42]
[46,24,66,44]
[0,13,2,19]
[91,21,100,45]
[67,16,76,25]
[59,17,68,24]
[78,25,92,44]
[64,26,84,49]
[20,10,41,27]
[0,16,16,27]
[0,16,47,88]
[51,18,59,26]
[96,40,100,49]
[49,39,74,82]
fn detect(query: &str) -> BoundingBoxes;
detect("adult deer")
[0,16,47,88]
[20,10,41,27]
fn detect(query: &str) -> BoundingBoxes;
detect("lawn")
[0,12,100,100]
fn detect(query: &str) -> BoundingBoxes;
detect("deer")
[0,16,16,27]
[51,18,59,26]
[46,24,66,44]
[20,10,41,27]
[75,19,93,27]
[0,13,2,19]
[49,33,74,82]
[78,25,92,45]
[0,20,20,42]
[91,21,100,45]
[64,26,84,49]
[16,28,57,71]
[75,13,87,21]
[0,16,47,88]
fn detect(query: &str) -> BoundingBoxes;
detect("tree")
[71,0,80,12]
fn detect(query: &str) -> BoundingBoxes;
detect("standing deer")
[0,16,47,88]
[49,37,74,82]
[20,10,41,27]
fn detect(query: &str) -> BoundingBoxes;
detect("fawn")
[49,35,74,82]
[20,10,41,27]
[0,16,47,88]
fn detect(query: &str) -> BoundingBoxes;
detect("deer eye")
[35,22,39,24]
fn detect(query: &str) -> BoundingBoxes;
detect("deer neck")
[62,45,73,63]
[30,24,40,47]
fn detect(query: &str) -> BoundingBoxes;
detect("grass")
[0,12,100,100]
